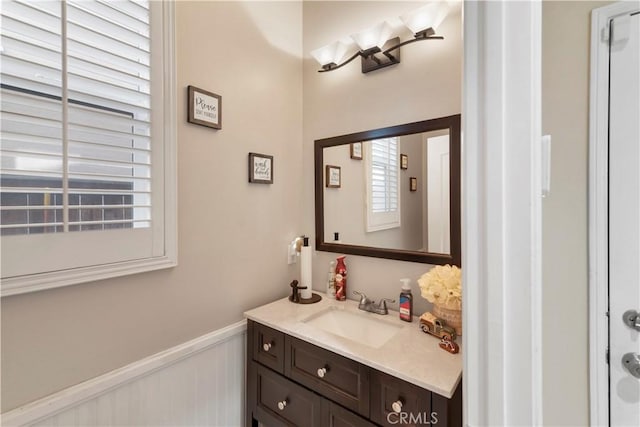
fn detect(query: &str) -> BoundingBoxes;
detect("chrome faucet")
[353,291,395,315]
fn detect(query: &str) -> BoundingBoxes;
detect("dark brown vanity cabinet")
[246,320,461,427]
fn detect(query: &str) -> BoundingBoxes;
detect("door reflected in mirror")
[314,114,460,265]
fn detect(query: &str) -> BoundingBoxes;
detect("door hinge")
[606,347,610,365]
[602,23,610,42]
[541,135,551,197]
[611,15,631,44]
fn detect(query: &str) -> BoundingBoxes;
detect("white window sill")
[0,256,177,297]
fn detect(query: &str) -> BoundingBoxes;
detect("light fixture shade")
[310,41,349,67]
[400,2,451,35]
[351,21,394,51]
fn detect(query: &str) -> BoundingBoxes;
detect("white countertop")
[244,292,462,398]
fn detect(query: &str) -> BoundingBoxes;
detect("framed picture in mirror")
[401,154,408,169]
[326,165,341,188]
[350,143,363,160]
[410,177,417,191]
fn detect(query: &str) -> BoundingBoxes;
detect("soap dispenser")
[399,278,413,322]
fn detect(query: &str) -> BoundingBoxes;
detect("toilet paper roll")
[300,245,312,299]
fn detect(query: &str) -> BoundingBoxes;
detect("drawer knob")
[277,399,288,411]
[317,367,327,378]
[392,399,404,413]
[262,342,272,352]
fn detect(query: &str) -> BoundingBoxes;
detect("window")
[365,137,401,232]
[0,0,176,296]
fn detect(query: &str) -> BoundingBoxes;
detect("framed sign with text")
[188,85,222,129]
[248,153,274,184]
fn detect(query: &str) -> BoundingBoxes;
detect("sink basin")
[303,307,402,348]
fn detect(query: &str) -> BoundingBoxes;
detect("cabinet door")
[251,320,285,374]
[285,335,370,417]
[431,383,462,427]
[322,400,378,427]
[370,370,432,427]
[253,362,322,427]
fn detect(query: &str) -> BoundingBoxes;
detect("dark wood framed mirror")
[314,114,461,265]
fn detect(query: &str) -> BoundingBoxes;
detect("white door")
[609,11,640,427]
[426,134,450,253]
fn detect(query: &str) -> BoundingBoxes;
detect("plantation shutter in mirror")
[366,137,401,232]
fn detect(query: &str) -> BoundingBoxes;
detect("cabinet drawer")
[251,320,285,374]
[371,370,432,427]
[253,362,322,427]
[285,335,369,417]
[322,400,378,427]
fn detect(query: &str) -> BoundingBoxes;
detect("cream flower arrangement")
[418,264,462,310]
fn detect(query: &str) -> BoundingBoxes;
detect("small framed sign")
[401,154,408,170]
[248,153,273,184]
[326,165,341,188]
[188,85,222,129]
[350,142,363,160]
[410,177,417,192]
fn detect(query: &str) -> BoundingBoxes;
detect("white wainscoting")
[2,321,246,427]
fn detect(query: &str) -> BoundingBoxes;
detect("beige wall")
[303,1,461,316]
[0,1,303,411]
[542,1,612,425]
[399,134,425,250]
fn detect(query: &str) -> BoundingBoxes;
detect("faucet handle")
[353,291,373,307]
[377,298,396,312]
[353,290,368,302]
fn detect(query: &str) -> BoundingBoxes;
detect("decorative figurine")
[419,311,457,342]
[439,337,460,354]
[289,280,306,303]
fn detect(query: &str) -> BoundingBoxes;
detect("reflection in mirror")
[323,129,450,253]
[314,115,460,265]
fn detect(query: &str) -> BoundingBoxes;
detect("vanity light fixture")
[311,2,450,74]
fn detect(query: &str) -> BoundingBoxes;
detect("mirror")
[314,114,460,265]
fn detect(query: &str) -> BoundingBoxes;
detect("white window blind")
[365,137,401,232]
[1,0,151,234]
[0,0,176,295]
